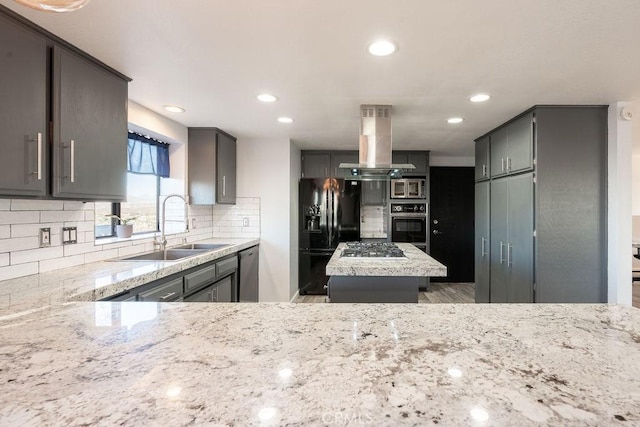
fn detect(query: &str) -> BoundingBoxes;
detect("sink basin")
[115,249,207,262]
[172,243,230,250]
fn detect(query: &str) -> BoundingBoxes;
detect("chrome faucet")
[155,194,189,251]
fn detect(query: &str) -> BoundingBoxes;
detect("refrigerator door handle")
[326,189,332,245]
[332,190,337,245]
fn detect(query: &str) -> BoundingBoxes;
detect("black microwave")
[390,179,425,199]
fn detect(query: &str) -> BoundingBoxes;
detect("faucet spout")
[155,194,189,251]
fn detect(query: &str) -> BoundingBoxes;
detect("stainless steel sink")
[172,243,230,250]
[115,248,208,262]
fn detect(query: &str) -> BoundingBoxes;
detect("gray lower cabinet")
[51,46,128,201]
[239,245,259,302]
[0,14,48,198]
[138,277,184,302]
[474,136,490,182]
[490,173,534,303]
[188,128,237,205]
[474,181,490,302]
[489,112,533,178]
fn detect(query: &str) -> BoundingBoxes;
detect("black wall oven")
[390,202,427,252]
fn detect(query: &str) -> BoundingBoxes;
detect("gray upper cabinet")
[52,47,128,201]
[302,153,331,178]
[188,128,237,205]
[330,151,358,178]
[392,151,429,174]
[489,113,533,178]
[474,181,490,302]
[474,136,490,182]
[0,15,48,198]
[217,131,237,204]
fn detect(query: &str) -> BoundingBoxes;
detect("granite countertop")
[0,238,259,317]
[0,302,638,425]
[326,242,447,277]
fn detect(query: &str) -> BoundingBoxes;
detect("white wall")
[608,102,633,305]
[236,137,295,301]
[290,142,301,299]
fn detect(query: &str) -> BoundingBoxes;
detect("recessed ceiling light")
[163,105,185,113]
[470,94,491,103]
[278,117,294,124]
[447,117,464,124]
[367,40,397,56]
[257,94,278,103]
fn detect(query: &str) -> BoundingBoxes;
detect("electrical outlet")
[243,217,250,227]
[39,228,51,248]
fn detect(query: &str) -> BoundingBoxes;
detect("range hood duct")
[339,105,415,179]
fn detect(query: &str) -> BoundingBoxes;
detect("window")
[95,131,170,239]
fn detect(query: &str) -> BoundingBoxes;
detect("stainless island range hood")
[339,105,415,179]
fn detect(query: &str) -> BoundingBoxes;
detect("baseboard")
[290,290,300,303]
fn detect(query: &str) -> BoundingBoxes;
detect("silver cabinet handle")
[481,237,486,257]
[29,133,43,180]
[482,164,487,177]
[159,292,176,301]
[507,244,513,266]
[501,158,505,172]
[507,157,511,173]
[63,140,75,183]
[222,175,226,196]
[70,139,75,183]
[499,241,505,264]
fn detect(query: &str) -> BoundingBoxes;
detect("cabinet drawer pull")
[499,241,505,264]
[481,237,486,257]
[507,244,513,266]
[482,164,487,177]
[29,133,43,180]
[222,175,226,197]
[159,292,176,300]
[507,157,511,172]
[501,158,505,172]
[62,140,75,183]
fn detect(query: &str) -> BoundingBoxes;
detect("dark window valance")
[127,131,170,178]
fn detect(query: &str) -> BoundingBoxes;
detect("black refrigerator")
[299,178,361,295]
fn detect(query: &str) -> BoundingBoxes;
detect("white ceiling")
[2,0,640,157]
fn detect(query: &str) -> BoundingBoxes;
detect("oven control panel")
[391,203,426,214]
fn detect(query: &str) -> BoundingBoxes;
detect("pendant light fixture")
[13,0,90,12]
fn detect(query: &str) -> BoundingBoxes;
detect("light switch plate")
[243,217,250,227]
[39,228,51,248]
[62,226,77,245]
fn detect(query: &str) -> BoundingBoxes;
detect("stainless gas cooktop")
[340,242,406,259]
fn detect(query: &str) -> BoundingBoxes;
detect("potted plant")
[105,214,137,238]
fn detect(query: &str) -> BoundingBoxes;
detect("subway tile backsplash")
[0,197,260,282]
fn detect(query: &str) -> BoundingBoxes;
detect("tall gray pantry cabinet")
[0,6,130,201]
[474,106,607,303]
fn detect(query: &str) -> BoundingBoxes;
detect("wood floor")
[296,283,640,306]
[294,283,475,304]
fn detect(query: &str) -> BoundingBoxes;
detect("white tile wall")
[0,197,261,283]
[360,206,387,238]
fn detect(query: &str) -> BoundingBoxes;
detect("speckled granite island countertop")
[0,303,639,426]
[0,238,259,317]
[326,242,447,277]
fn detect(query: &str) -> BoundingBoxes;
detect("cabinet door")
[216,131,236,204]
[474,181,490,302]
[490,128,508,178]
[330,151,358,178]
[507,173,534,302]
[187,128,216,205]
[0,16,47,197]
[474,137,490,182]
[361,181,386,206]
[489,179,508,302]
[507,113,534,174]
[52,47,127,201]
[302,153,331,178]
[392,152,408,165]
[213,275,233,302]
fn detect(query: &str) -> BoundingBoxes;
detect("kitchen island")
[325,242,447,302]
[0,302,639,425]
